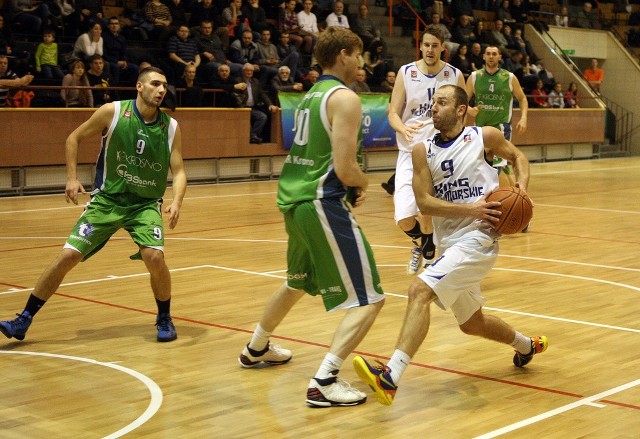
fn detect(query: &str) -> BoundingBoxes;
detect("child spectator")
[547,82,565,108]
[565,81,579,108]
[61,59,93,107]
[35,29,64,81]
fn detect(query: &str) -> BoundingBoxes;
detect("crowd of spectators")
[0,0,622,135]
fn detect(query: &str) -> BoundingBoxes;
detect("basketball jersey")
[93,100,177,200]
[424,126,500,249]
[277,76,362,212]
[397,61,461,153]
[470,68,514,128]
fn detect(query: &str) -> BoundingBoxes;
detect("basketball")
[485,186,533,235]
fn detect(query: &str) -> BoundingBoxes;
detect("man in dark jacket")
[103,16,139,86]
[239,63,279,143]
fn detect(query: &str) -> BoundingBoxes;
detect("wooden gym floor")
[0,157,639,438]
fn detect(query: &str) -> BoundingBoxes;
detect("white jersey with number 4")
[397,61,462,153]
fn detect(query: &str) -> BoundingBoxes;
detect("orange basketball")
[485,186,533,235]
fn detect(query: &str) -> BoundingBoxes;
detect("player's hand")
[515,118,527,135]
[351,188,367,208]
[473,198,502,224]
[65,179,85,205]
[165,203,180,229]
[401,122,423,142]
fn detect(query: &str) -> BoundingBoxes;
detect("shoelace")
[372,359,391,374]
[156,317,172,331]
[335,378,360,393]
[10,313,28,329]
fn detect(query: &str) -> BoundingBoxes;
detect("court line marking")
[473,378,640,439]
[2,265,638,334]
[0,350,163,438]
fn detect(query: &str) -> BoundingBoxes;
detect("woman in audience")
[362,39,391,88]
[61,59,93,107]
[450,43,472,79]
[176,63,204,107]
[73,21,103,63]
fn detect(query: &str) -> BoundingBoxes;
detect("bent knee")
[407,279,437,304]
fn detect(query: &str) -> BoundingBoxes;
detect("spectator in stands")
[547,82,564,108]
[75,0,104,33]
[349,68,371,93]
[353,4,383,50]
[449,0,475,22]
[452,14,477,46]
[326,1,349,29]
[554,6,570,27]
[144,0,174,42]
[269,65,302,104]
[468,41,483,70]
[363,39,392,88]
[380,70,396,92]
[167,0,187,27]
[564,81,579,108]
[302,68,319,90]
[496,0,516,25]
[431,12,459,57]
[197,20,243,83]
[279,0,306,51]
[531,78,549,107]
[230,29,277,84]
[509,0,529,25]
[86,54,113,106]
[485,19,510,56]
[35,29,64,82]
[0,54,34,107]
[0,15,15,56]
[297,0,320,45]
[583,57,604,93]
[222,0,248,42]
[450,43,473,79]
[176,63,204,106]
[167,25,201,83]
[503,49,523,78]
[189,0,229,50]
[211,63,245,108]
[502,23,520,51]
[243,0,269,35]
[73,21,103,64]
[103,16,139,87]
[53,0,78,36]
[575,2,599,29]
[60,59,92,107]
[256,28,301,80]
[239,63,279,144]
[513,27,538,62]
[9,0,56,33]
[276,32,301,72]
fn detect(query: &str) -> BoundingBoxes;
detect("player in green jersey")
[238,27,385,408]
[0,67,187,343]
[465,45,528,188]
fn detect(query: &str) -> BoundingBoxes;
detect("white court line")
[1,266,638,334]
[0,350,163,438]
[473,378,640,439]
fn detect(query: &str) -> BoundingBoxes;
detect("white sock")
[510,331,532,354]
[248,324,271,352]
[387,350,411,384]
[315,353,343,379]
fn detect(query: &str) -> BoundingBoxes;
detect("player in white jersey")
[388,26,465,275]
[354,85,548,406]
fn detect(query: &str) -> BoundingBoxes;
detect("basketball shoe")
[306,373,367,407]
[239,342,292,368]
[0,311,32,341]
[156,313,177,342]
[513,335,548,367]
[352,355,397,406]
[407,245,422,274]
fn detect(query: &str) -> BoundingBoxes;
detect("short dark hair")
[138,66,166,82]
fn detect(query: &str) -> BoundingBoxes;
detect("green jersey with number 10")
[277,78,363,213]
